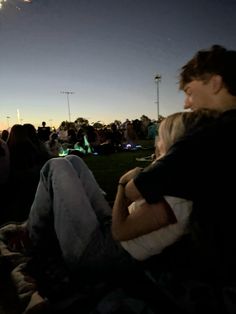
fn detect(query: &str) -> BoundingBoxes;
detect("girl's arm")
[112,184,177,241]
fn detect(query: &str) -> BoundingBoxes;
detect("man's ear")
[211,74,224,94]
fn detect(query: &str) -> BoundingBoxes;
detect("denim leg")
[64,155,112,223]
[27,157,108,271]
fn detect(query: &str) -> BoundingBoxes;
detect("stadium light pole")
[60,91,74,122]
[6,116,10,129]
[154,74,161,121]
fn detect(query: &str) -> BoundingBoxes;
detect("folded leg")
[27,156,111,271]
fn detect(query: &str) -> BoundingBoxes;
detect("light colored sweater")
[121,196,192,261]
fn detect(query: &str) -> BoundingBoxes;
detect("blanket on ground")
[2,223,236,314]
[0,223,48,314]
[0,223,157,314]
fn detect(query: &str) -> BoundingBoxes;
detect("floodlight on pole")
[0,0,32,10]
[154,74,161,121]
[0,0,7,10]
[60,91,74,122]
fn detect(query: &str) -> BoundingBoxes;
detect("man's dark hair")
[179,45,236,95]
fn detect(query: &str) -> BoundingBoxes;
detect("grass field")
[83,139,155,204]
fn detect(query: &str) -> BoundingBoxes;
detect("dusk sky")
[0,0,236,130]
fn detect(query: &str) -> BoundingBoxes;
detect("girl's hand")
[119,167,143,185]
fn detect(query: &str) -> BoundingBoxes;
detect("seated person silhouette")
[37,121,51,142]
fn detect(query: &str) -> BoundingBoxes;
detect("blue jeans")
[27,155,134,274]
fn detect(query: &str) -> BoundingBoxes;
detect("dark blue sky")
[0,0,236,129]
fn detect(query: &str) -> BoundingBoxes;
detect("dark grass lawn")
[83,139,155,204]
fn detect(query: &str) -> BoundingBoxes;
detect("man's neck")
[215,92,236,112]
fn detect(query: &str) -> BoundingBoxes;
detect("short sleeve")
[133,135,202,204]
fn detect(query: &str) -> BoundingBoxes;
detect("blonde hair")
[158,112,184,154]
[157,109,219,156]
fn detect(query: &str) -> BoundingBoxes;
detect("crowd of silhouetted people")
[0,117,157,225]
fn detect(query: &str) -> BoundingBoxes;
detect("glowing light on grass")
[59,148,69,157]
[84,135,93,153]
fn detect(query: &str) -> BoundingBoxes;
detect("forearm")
[111,184,131,240]
[112,182,176,241]
[124,179,142,202]
[117,167,143,202]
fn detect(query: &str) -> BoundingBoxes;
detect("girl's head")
[156,112,184,157]
[156,108,219,157]
[7,124,28,147]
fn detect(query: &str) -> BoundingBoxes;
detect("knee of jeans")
[65,154,81,162]
[65,154,85,169]
[64,155,92,181]
[41,157,65,175]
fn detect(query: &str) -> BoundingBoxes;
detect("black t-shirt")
[134,109,236,282]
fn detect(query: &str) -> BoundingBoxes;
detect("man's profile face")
[183,79,214,111]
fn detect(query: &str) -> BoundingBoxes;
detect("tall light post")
[6,115,10,129]
[154,74,161,121]
[60,91,74,122]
